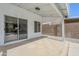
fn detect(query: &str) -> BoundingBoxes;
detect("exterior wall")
[42,17,62,25]
[65,23,79,39]
[42,17,62,37]
[0,14,5,45]
[42,24,62,36]
[57,24,62,36]
[42,24,57,36]
[0,4,42,45]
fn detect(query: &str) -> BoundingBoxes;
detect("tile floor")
[0,36,79,56]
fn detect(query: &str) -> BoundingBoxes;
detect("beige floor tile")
[5,37,67,56]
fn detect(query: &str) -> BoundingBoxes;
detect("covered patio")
[0,3,79,56]
[0,36,79,56]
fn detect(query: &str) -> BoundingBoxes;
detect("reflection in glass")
[5,16,18,42]
[34,21,40,32]
[5,16,28,43]
[19,19,27,39]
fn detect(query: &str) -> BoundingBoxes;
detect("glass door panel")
[19,19,27,39]
[5,16,18,43]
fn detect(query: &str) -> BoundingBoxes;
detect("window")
[34,21,41,32]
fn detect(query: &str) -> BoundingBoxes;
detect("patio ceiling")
[12,3,68,18]
[55,3,68,18]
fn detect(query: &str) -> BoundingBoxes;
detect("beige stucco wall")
[42,24,62,36]
[42,24,57,36]
[65,23,79,39]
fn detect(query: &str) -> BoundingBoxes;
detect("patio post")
[62,17,65,41]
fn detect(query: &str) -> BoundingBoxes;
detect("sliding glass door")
[5,16,27,43]
[5,16,18,42]
[19,19,27,39]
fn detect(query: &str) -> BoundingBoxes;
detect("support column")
[62,18,65,41]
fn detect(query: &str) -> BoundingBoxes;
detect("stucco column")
[62,18,65,41]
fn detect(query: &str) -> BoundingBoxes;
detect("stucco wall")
[42,24,57,36]
[65,23,79,39]
[42,16,62,37]
[42,24,62,37]
[0,3,42,45]
[42,17,62,25]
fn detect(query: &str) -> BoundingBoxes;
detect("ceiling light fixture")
[35,7,40,10]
